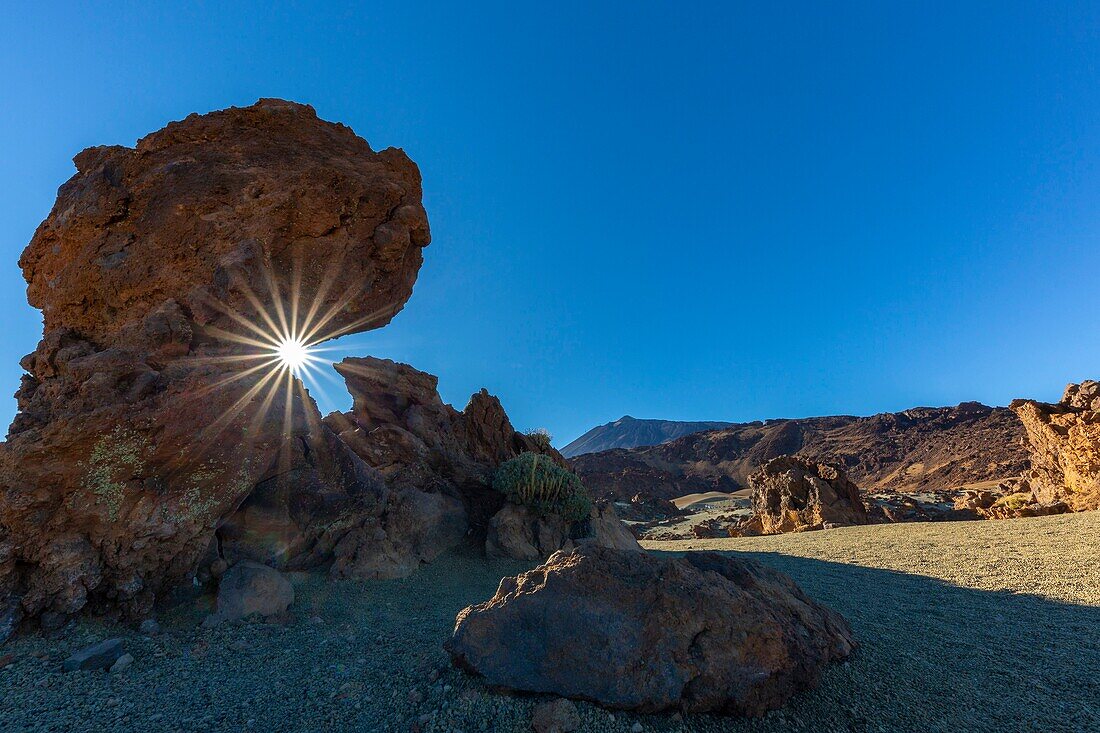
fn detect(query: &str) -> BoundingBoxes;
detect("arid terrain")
[1,512,1096,732]
[572,403,1028,503]
[2,100,1098,733]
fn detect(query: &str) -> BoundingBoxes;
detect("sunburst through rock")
[275,335,312,375]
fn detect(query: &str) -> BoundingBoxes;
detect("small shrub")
[993,492,1033,511]
[525,428,554,451]
[493,452,592,522]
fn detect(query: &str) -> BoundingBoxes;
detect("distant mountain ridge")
[560,416,736,458]
[569,402,1029,501]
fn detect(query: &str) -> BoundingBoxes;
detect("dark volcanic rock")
[330,488,468,580]
[572,402,1028,503]
[1011,381,1100,512]
[0,100,429,624]
[447,545,855,715]
[747,456,869,534]
[62,638,124,672]
[204,560,294,626]
[484,501,640,560]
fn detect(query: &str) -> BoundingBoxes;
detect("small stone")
[408,688,425,705]
[210,559,229,578]
[631,723,644,733]
[531,698,580,733]
[0,654,14,669]
[110,653,134,673]
[139,619,160,635]
[62,638,124,672]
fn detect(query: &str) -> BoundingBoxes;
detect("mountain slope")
[560,416,736,458]
[570,402,1028,501]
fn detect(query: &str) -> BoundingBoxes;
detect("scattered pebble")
[109,653,135,674]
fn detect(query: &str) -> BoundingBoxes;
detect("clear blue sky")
[2,2,1099,446]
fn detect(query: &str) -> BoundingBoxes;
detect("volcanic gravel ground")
[2,512,1097,732]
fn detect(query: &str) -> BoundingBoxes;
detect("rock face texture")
[572,402,1027,503]
[484,501,640,560]
[0,100,432,624]
[1011,381,1100,512]
[746,457,869,534]
[561,416,735,458]
[323,356,564,531]
[447,545,855,715]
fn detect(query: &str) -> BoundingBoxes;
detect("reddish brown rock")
[0,100,429,624]
[747,456,869,534]
[1011,381,1100,512]
[330,488,468,580]
[447,545,855,715]
[324,356,563,530]
[485,501,640,560]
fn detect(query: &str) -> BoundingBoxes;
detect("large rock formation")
[746,456,869,534]
[0,100,432,625]
[323,356,563,531]
[447,545,855,715]
[1011,381,1100,512]
[572,402,1028,503]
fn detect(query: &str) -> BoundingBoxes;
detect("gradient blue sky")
[2,2,1099,446]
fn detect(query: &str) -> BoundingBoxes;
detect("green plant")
[492,452,592,522]
[525,428,554,451]
[993,492,1033,511]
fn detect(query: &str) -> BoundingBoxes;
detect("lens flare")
[276,336,310,373]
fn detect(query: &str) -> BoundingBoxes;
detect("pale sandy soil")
[672,490,750,510]
[1,513,1097,732]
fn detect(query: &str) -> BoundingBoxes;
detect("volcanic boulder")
[484,501,640,560]
[0,100,430,624]
[1011,381,1100,511]
[748,456,869,534]
[447,545,855,715]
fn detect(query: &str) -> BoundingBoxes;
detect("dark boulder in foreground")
[447,545,855,715]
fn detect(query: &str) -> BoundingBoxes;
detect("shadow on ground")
[0,544,1097,732]
[664,548,1100,733]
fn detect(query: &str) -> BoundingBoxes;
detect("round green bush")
[492,452,593,522]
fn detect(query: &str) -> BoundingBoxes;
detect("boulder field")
[0,100,586,632]
[0,100,861,721]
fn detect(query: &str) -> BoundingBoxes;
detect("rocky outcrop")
[330,488,468,580]
[484,501,640,560]
[746,457,869,534]
[572,402,1028,503]
[0,100,431,625]
[1011,381,1100,512]
[447,545,855,715]
[324,356,563,530]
